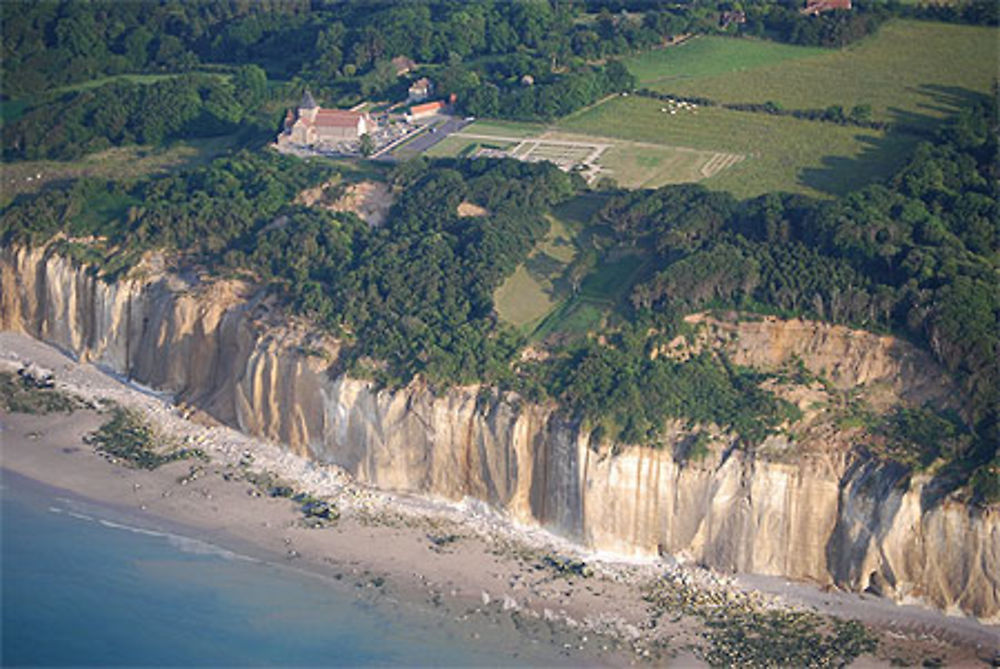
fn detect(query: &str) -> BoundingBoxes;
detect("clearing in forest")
[494,192,644,341]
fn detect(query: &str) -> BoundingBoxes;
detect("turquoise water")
[1,471,572,667]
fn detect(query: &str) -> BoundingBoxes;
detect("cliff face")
[2,246,997,621]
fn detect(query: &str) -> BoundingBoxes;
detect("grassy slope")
[494,214,580,329]
[557,95,914,198]
[494,192,646,340]
[661,20,998,128]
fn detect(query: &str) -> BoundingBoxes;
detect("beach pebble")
[481,591,491,606]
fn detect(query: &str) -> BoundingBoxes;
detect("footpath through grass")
[658,20,997,129]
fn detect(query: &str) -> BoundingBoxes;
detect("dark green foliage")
[328,159,575,385]
[872,406,969,470]
[87,407,207,470]
[545,330,796,446]
[3,74,262,161]
[0,150,333,260]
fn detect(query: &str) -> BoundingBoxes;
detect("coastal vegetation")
[0,370,88,414]
[643,573,878,667]
[2,89,996,499]
[86,406,207,470]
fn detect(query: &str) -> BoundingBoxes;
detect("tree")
[233,64,267,108]
[359,133,375,157]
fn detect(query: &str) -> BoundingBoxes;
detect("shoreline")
[2,332,997,666]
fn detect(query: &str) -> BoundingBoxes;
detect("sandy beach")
[2,332,997,667]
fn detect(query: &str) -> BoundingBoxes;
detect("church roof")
[300,90,318,109]
[313,109,364,127]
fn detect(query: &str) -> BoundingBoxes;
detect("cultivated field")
[658,20,998,128]
[556,95,915,198]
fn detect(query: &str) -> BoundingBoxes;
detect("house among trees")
[278,91,372,146]
[408,77,434,102]
[801,0,852,15]
[719,10,746,28]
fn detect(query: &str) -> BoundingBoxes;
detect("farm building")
[408,77,434,102]
[801,0,851,15]
[278,91,372,145]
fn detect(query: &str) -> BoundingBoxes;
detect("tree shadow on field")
[797,84,988,197]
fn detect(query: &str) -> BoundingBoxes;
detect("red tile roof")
[410,101,447,115]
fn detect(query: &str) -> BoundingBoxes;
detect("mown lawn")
[658,20,997,129]
[556,95,916,198]
[625,36,826,89]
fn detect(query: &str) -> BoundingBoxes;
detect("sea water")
[1,472,574,667]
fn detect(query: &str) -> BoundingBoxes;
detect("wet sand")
[2,332,996,667]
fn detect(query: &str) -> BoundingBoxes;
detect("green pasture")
[625,36,826,89]
[659,21,997,128]
[556,95,916,198]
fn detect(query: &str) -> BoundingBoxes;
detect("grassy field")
[542,130,739,188]
[435,126,738,189]
[556,95,916,198]
[494,192,646,340]
[625,36,826,89]
[494,213,580,329]
[54,71,231,95]
[659,21,997,128]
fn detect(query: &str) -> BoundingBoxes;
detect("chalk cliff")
[2,245,997,621]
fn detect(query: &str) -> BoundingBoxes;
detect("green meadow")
[625,36,826,89]
[556,95,915,198]
[658,21,997,128]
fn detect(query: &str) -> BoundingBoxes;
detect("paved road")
[379,116,472,161]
